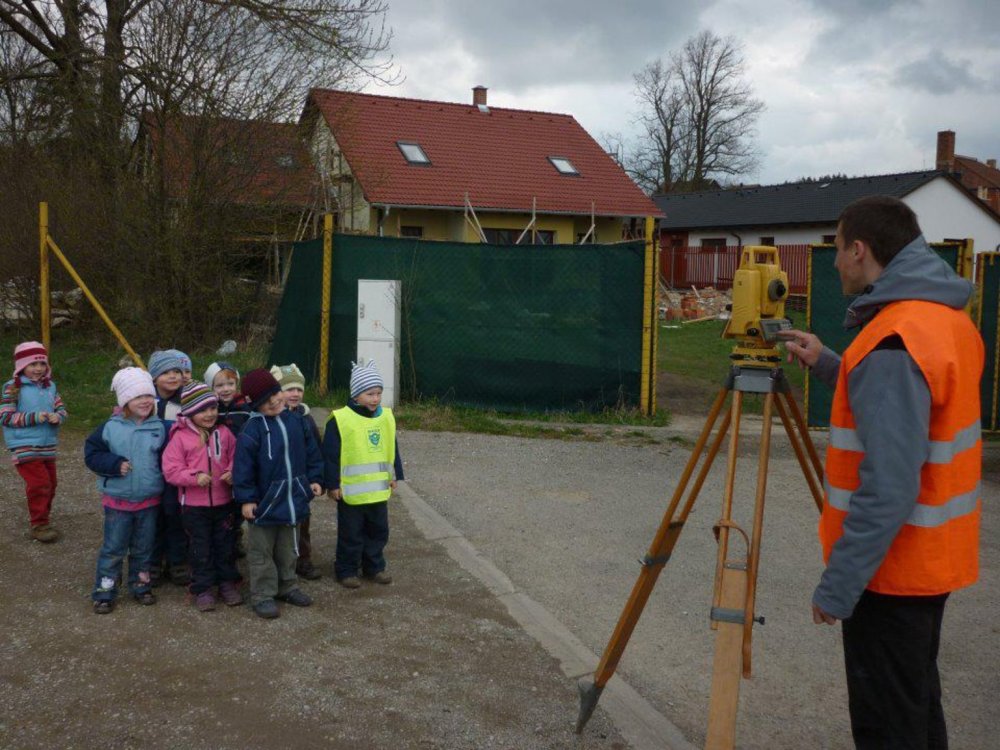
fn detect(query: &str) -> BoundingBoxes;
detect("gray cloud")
[893,52,990,94]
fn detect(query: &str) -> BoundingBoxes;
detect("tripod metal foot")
[575,679,605,733]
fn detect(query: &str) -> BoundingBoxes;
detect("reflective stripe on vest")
[334,406,396,506]
[820,299,983,596]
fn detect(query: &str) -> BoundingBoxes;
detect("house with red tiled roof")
[299,87,662,243]
[936,130,1000,213]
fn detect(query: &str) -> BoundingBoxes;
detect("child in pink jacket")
[162,381,241,611]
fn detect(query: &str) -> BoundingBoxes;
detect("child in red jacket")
[162,381,242,611]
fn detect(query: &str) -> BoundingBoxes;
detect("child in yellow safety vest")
[323,361,403,589]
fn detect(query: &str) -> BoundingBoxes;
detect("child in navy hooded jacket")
[233,369,324,619]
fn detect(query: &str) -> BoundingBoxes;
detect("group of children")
[1,341,402,619]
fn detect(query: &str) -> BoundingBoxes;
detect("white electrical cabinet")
[356,279,401,409]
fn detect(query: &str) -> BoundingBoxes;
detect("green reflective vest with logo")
[333,406,396,505]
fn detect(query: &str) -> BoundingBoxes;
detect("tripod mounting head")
[723,246,792,367]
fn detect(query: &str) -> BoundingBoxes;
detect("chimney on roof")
[936,130,955,172]
[988,158,997,170]
[472,86,488,107]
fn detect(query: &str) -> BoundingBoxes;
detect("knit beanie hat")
[204,361,240,387]
[270,363,305,392]
[148,350,186,380]
[111,367,155,407]
[241,368,282,410]
[349,360,384,399]
[13,341,50,380]
[174,350,192,372]
[179,381,218,417]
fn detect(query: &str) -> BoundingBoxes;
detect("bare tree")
[624,31,764,194]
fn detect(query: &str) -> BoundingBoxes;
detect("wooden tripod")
[576,364,824,749]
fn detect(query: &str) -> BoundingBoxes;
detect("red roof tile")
[304,89,662,218]
[955,155,1000,191]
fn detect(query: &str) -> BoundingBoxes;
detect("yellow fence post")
[317,214,333,396]
[39,202,50,352]
[640,216,656,415]
[44,236,144,368]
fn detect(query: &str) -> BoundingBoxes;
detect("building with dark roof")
[300,87,662,243]
[653,170,1000,255]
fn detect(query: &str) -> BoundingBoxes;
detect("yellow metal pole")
[639,216,656,415]
[39,203,50,352]
[45,237,144,368]
[648,216,659,416]
[317,214,333,396]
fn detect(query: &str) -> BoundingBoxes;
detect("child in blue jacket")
[84,368,167,614]
[233,369,325,619]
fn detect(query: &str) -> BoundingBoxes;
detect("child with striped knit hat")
[162,382,241,611]
[0,341,67,543]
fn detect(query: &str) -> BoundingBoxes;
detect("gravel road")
[403,419,1000,750]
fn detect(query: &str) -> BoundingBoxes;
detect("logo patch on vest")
[367,428,381,449]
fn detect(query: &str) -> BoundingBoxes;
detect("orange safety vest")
[820,299,983,596]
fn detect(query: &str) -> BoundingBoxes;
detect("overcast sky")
[365,0,1000,186]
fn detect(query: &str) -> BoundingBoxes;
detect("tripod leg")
[775,395,824,513]
[711,391,743,620]
[576,388,730,733]
[781,390,823,480]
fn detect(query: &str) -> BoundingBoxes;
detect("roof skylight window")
[548,156,579,175]
[397,141,430,165]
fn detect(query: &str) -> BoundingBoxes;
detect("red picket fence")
[660,244,810,294]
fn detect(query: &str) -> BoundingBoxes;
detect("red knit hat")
[241,368,282,410]
[13,341,50,380]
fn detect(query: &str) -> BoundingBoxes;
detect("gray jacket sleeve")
[812,346,841,390]
[811,346,930,619]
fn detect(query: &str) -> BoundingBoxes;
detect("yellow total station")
[723,246,791,366]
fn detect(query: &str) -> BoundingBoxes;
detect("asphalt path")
[402,419,1000,750]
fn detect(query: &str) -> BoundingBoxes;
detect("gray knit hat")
[148,349,186,380]
[349,360,384,398]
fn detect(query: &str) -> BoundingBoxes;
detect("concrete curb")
[396,482,697,750]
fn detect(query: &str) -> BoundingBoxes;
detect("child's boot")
[31,524,60,543]
[195,591,217,612]
[219,581,243,606]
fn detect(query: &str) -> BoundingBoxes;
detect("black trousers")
[181,504,240,594]
[335,501,388,579]
[842,589,949,750]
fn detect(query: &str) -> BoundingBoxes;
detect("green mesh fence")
[270,234,648,411]
[977,253,1000,430]
[805,243,962,428]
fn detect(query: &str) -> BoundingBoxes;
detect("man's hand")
[812,603,838,625]
[781,330,823,369]
[310,483,322,497]
[241,502,257,521]
[196,472,211,487]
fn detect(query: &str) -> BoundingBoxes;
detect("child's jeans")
[246,524,298,605]
[182,504,240,594]
[335,501,389,580]
[15,458,57,527]
[92,505,158,602]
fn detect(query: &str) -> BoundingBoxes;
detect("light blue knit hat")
[148,349,186,380]
[349,360,383,398]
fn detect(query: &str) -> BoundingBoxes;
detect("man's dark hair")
[838,196,921,267]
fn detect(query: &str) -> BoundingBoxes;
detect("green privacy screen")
[977,253,1000,431]
[270,234,647,412]
[805,243,962,428]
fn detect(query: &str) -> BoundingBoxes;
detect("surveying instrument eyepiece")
[576,246,824,749]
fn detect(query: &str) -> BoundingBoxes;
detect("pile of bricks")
[658,285,732,322]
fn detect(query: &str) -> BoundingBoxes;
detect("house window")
[400,226,423,238]
[548,156,579,176]
[759,236,775,246]
[822,234,836,244]
[397,141,430,165]
[701,238,727,249]
[483,228,555,245]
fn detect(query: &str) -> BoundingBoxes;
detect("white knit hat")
[111,367,155,407]
[204,361,239,387]
[349,360,384,398]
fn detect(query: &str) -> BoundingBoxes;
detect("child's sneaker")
[134,591,157,606]
[195,591,216,612]
[368,571,393,585]
[276,589,312,607]
[93,600,115,615]
[219,582,243,607]
[253,599,279,619]
[337,576,362,589]
[31,524,60,543]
